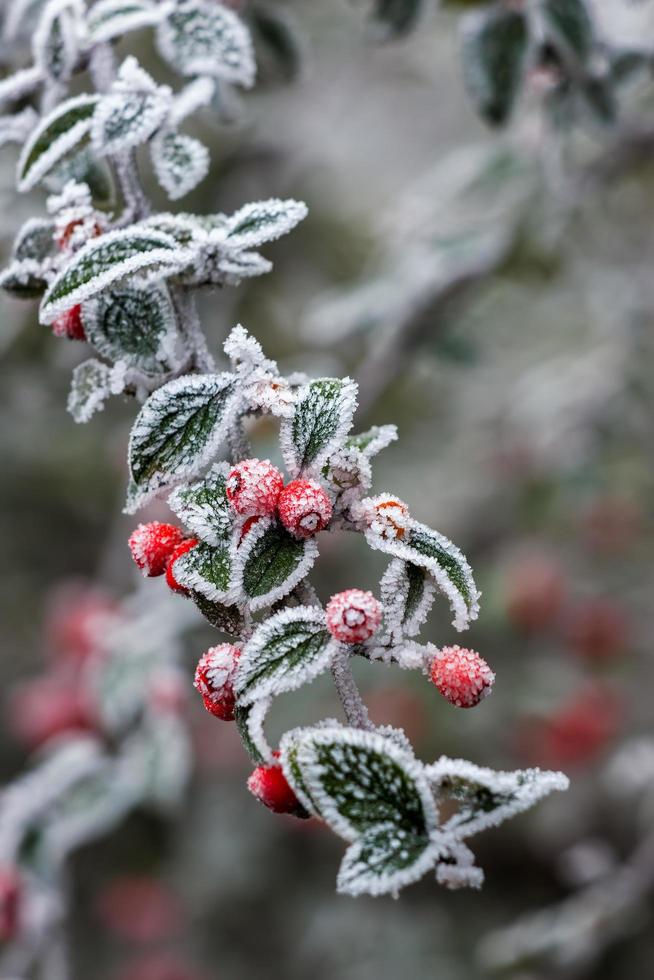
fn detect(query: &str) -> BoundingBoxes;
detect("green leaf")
[281,377,357,477]
[234,703,267,764]
[150,129,210,201]
[225,198,308,250]
[67,358,114,424]
[87,0,163,43]
[542,0,593,62]
[40,228,189,324]
[91,60,170,154]
[156,0,255,86]
[234,518,318,611]
[336,823,433,897]
[346,424,397,458]
[33,1,79,83]
[235,606,333,705]
[168,463,233,546]
[12,217,55,262]
[364,515,480,631]
[191,591,244,635]
[126,372,238,511]
[82,281,179,376]
[0,259,49,298]
[462,7,528,126]
[427,757,569,840]
[380,559,435,639]
[172,541,232,601]
[17,94,99,192]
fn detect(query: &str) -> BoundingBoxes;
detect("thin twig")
[331,644,373,730]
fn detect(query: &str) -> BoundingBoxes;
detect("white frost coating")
[33,0,83,83]
[323,447,372,505]
[280,377,358,478]
[126,371,239,512]
[67,358,113,423]
[168,461,232,546]
[150,129,210,200]
[362,513,480,632]
[336,823,442,898]
[169,75,216,125]
[40,226,192,324]
[426,756,569,839]
[17,94,99,192]
[228,516,320,612]
[245,696,275,764]
[350,424,398,458]
[91,56,172,154]
[172,541,232,602]
[435,841,484,890]
[223,324,272,375]
[0,66,43,107]
[155,0,256,87]
[379,559,436,642]
[293,725,438,844]
[225,198,308,250]
[86,0,171,43]
[218,250,273,285]
[235,605,332,705]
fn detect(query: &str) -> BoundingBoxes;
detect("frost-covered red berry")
[165,538,199,595]
[325,589,382,644]
[194,644,241,721]
[0,867,22,941]
[247,754,307,818]
[430,646,495,708]
[277,479,332,539]
[129,522,186,577]
[51,304,85,340]
[226,458,284,517]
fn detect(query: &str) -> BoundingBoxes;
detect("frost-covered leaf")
[156,0,255,86]
[427,757,569,840]
[126,372,238,511]
[67,358,113,423]
[17,94,99,192]
[363,515,480,631]
[235,606,333,705]
[0,66,43,108]
[380,559,435,640]
[346,424,397,458]
[284,726,439,897]
[33,0,81,83]
[126,714,191,811]
[172,540,232,601]
[192,591,244,635]
[150,129,209,201]
[337,822,436,897]
[3,0,50,42]
[217,249,272,284]
[231,517,319,612]
[281,377,357,477]
[462,6,528,126]
[86,0,165,42]
[40,227,189,324]
[369,0,425,40]
[91,57,171,155]
[235,700,270,765]
[82,281,179,376]
[12,218,55,262]
[0,259,50,298]
[542,0,593,62]
[225,198,307,251]
[168,462,233,545]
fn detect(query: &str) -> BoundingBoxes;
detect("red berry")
[247,753,308,818]
[277,479,332,539]
[193,644,241,721]
[325,588,382,644]
[239,515,262,543]
[56,218,102,251]
[430,645,495,708]
[563,598,628,662]
[165,538,199,595]
[45,581,116,664]
[51,304,86,340]
[8,677,92,750]
[128,522,186,577]
[357,493,410,540]
[0,868,22,942]
[504,553,566,633]
[226,458,284,517]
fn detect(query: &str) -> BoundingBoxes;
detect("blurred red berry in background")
[563,598,629,662]
[45,580,117,664]
[96,876,184,945]
[8,676,93,751]
[504,552,566,633]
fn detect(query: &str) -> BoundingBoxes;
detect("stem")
[330,644,373,730]
[171,287,216,373]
